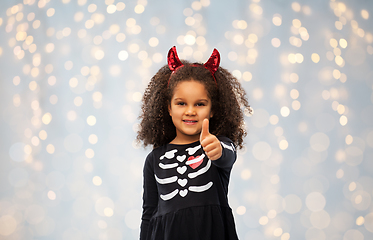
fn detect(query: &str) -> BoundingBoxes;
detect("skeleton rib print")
[155,146,213,201]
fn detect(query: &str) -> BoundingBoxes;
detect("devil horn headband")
[167,46,220,86]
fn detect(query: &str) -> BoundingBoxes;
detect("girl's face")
[168,80,213,144]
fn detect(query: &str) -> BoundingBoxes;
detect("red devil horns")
[167,46,183,72]
[204,48,220,79]
[167,46,220,86]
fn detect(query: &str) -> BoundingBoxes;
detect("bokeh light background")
[1,0,373,239]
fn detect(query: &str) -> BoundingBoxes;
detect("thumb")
[200,118,210,142]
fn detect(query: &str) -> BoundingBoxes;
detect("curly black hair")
[137,59,251,149]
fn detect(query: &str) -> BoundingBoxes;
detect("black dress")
[140,136,239,240]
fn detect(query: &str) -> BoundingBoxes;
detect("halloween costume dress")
[140,136,239,240]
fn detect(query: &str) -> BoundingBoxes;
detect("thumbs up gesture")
[200,119,222,161]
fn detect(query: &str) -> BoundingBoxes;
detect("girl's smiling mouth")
[183,119,198,125]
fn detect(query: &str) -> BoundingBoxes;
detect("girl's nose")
[185,106,196,115]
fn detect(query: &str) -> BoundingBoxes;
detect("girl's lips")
[183,120,198,125]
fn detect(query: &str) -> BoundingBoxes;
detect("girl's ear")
[210,111,213,118]
[168,104,172,116]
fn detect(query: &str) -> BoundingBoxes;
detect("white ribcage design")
[155,146,214,201]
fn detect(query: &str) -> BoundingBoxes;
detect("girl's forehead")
[172,80,209,98]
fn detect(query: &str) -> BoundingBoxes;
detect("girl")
[137,46,250,240]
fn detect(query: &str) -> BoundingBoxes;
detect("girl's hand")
[200,119,222,161]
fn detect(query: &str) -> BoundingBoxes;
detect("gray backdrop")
[1,0,373,239]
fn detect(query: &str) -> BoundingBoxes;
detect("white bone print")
[160,149,178,160]
[188,160,211,179]
[155,175,177,184]
[157,144,215,201]
[159,163,178,169]
[189,182,213,192]
[185,145,201,155]
[160,189,179,201]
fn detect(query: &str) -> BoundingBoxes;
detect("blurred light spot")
[252,88,263,100]
[310,132,330,152]
[107,4,116,14]
[271,38,281,48]
[241,169,251,180]
[29,81,38,91]
[274,228,283,237]
[267,209,277,218]
[312,53,320,63]
[67,111,77,121]
[269,115,279,125]
[124,209,141,229]
[361,9,369,20]
[42,113,52,125]
[306,192,326,211]
[48,190,56,200]
[132,92,142,102]
[126,18,136,27]
[228,51,237,61]
[339,38,347,48]
[343,229,364,240]
[290,89,299,99]
[274,127,283,136]
[281,233,290,240]
[290,73,299,83]
[98,220,107,229]
[292,2,301,12]
[232,70,241,79]
[279,140,288,150]
[292,100,301,110]
[47,8,56,17]
[104,208,114,217]
[149,37,159,47]
[87,115,97,126]
[336,169,344,178]
[184,34,196,45]
[236,206,246,215]
[280,106,290,117]
[292,19,301,28]
[74,96,83,106]
[0,215,17,236]
[351,191,371,210]
[88,4,97,12]
[272,14,282,26]
[356,216,364,225]
[252,141,272,161]
[340,115,348,126]
[65,61,73,70]
[249,3,263,14]
[85,148,94,158]
[95,197,114,217]
[364,213,373,232]
[74,12,84,22]
[270,175,280,184]
[259,216,268,225]
[46,144,55,154]
[116,2,125,11]
[31,136,40,146]
[191,1,202,11]
[93,176,102,186]
[116,33,126,42]
[310,210,330,229]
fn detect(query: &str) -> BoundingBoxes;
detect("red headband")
[167,46,220,86]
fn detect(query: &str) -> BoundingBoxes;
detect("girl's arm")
[140,152,158,240]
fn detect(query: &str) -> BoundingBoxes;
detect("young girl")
[137,46,250,240]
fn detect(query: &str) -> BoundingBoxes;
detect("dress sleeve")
[140,151,158,240]
[211,136,237,169]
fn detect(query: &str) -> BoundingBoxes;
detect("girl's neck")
[169,136,199,145]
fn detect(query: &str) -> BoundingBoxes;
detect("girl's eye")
[177,102,185,106]
[196,103,205,106]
